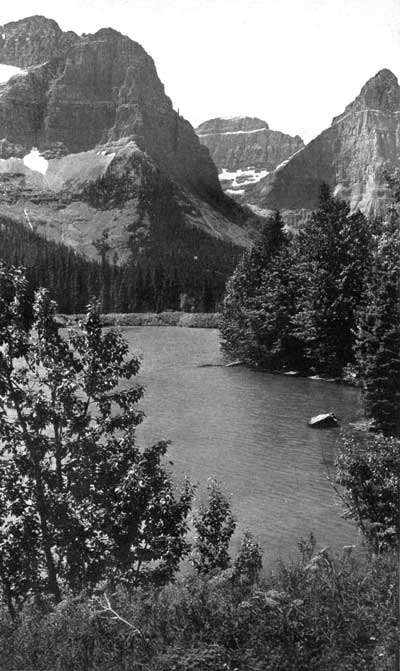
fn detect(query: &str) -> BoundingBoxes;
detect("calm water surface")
[122,326,361,565]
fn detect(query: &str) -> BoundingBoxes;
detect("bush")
[335,433,400,551]
[1,542,396,670]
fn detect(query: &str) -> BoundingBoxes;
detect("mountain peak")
[1,15,61,33]
[0,14,78,68]
[332,68,400,124]
[197,117,270,135]
[358,68,399,106]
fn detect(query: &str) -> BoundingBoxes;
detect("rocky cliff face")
[247,69,400,222]
[0,16,257,260]
[0,15,78,67]
[196,116,304,201]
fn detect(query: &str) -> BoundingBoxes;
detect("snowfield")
[23,148,49,175]
[199,127,268,137]
[219,167,269,188]
[0,63,27,84]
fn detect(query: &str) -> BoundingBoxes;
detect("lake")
[121,325,362,566]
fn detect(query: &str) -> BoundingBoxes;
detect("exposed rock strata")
[0,15,78,67]
[196,116,304,201]
[247,69,400,223]
[0,16,258,259]
[197,116,303,172]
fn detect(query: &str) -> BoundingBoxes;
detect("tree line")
[220,182,400,435]
[0,177,399,667]
[0,213,239,314]
[0,269,396,669]
[0,250,398,668]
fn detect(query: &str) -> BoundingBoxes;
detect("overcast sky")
[1,0,400,143]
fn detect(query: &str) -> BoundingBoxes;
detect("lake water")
[121,326,362,566]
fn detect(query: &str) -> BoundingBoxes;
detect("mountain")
[245,69,400,223]
[196,116,304,202]
[0,16,258,266]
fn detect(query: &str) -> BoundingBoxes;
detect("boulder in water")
[308,412,339,428]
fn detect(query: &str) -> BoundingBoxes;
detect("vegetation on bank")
[0,265,398,668]
[0,170,400,667]
[220,183,400,434]
[57,311,222,328]
[1,540,396,671]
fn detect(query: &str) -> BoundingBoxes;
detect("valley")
[0,7,399,669]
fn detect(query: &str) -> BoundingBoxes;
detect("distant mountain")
[0,16,259,267]
[245,69,400,224]
[196,116,304,202]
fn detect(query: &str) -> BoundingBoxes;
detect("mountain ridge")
[245,69,400,222]
[0,15,259,264]
[196,115,304,201]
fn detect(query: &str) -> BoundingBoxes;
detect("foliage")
[0,213,238,314]
[292,185,371,375]
[191,478,236,574]
[1,543,395,670]
[232,530,263,584]
[354,208,400,435]
[0,265,193,616]
[335,432,400,552]
[221,188,372,375]
[220,211,298,368]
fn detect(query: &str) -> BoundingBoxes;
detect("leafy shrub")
[335,433,400,552]
[1,542,395,671]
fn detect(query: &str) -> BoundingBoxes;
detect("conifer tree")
[293,186,371,375]
[355,208,400,434]
[220,212,291,366]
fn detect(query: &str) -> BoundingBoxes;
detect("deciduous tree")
[0,265,192,617]
[335,433,400,552]
[191,478,236,574]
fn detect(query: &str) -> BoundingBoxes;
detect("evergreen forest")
[0,213,239,314]
[221,183,400,435]
[0,182,399,668]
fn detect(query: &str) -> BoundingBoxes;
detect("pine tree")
[355,209,400,434]
[293,186,371,375]
[220,212,291,366]
[252,239,300,369]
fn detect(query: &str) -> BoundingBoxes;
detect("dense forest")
[0,181,399,668]
[0,276,397,668]
[221,183,400,435]
[0,212,240,314]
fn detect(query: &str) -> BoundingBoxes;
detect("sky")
[1,0,400,143]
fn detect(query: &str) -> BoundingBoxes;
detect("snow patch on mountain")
[0,64,27,84]
[198,128,268,137]
[23,148,48,175]
[219,167,269,188]
[226,188,245,196]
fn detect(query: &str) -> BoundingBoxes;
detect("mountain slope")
[196,116,304,201]
[246,69,400,223]
[0,16,259,264]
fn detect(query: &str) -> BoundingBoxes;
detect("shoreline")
[56,311,222,329]
[56,312,361,390]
